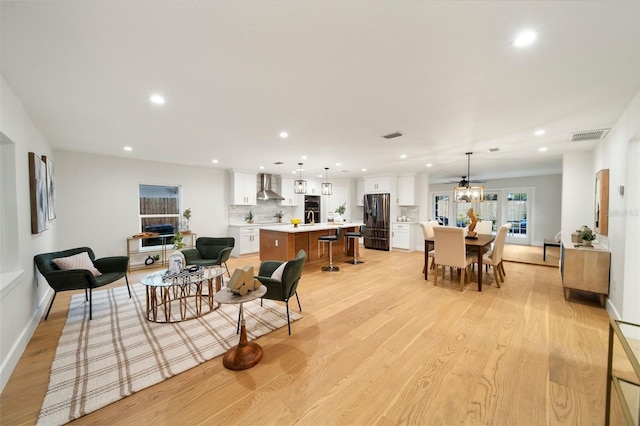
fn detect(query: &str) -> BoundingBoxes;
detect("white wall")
[594,89,640,323]
[54,151,230,257]
[0,76,57,391]
[561,152,594,245]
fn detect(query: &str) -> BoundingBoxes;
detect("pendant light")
[294,162,307,194]
[321,167,332,195]
[454,152,484,203]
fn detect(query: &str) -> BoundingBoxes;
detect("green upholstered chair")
[34,247,130,320]
[181,237,235,277]
[255,249,307,335]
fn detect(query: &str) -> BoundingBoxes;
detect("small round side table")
[214,286,267,370]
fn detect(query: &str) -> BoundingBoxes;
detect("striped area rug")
[37,283,300,425]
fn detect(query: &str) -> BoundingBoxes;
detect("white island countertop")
[260,222,361,233]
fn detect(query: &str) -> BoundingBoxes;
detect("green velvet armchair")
[255,249,307,335]
[34,247,130,320]
[181,237,235,277]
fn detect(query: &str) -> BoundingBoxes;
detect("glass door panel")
[433,193,451,226]
[504,190,530,244]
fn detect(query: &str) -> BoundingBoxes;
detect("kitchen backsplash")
[398,206,419,222]
[229,201,297,224]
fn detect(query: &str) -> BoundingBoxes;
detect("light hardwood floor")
[1,248,616,425]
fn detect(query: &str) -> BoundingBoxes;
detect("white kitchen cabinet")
[397,175,416,205]
[356,180,364,206]
[280,176,299,206]
[392,223,417,252]
[306,178,321,195]
[228,225,260,257]
[364,176,391,193]
[230,171,257,205]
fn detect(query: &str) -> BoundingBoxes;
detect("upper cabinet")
[306,178,321,195]
[397,175,416,205]
[364,176,391,193]
[230,171,257,205]
[356,180,364,206]
[280,176,299,206]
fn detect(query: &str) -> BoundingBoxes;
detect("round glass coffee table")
[140,267,225,323]
[214,286,267,370]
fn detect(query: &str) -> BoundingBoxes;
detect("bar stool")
[318,227,343,272]
[344,225,365,265]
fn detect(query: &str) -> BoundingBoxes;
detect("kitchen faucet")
[306,210,315,225]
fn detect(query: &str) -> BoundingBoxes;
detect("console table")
[543,238,560,261]
[560,242,610,307]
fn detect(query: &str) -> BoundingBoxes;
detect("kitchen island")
[260,223,360,262]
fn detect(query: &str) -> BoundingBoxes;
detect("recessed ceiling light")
[534,129,546,136]
[259,166,265,170]
[149,94,165,105]
[336,163,341,166]
[279,131,288,139]
[212,159,219,164]
[400,154,407,159]
[124,146,133,151]
[301,155,307,160]
[317,174,323,178]
[539,147,548,152]
[514,30,537,47]
[362,168,367,172]
[426,163,432,167]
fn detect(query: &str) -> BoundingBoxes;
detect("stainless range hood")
[257,173,284,201]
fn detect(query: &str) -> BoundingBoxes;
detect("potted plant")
[332,202,346,223]
[244,211,254,223]
[580,228,597,247]
[274,211,284,222]
[172,231,185,250]
[183,208,192,231]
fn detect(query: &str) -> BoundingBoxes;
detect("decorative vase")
[248,219,254,224]
[278,218,283,223]
[293,223,298,228]
[583,240,592,247]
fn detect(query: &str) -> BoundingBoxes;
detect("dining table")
[424,233,496,291]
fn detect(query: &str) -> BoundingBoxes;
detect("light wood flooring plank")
[0,248,613,425]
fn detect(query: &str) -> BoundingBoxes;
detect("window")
[433,194,450,226]
[139,184,181,247]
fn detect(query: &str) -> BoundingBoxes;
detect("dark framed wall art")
[42,155,56,220]
[28,152,48,234]
[594,169,609,236]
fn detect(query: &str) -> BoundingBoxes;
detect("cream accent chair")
[433,227,475,291]
[474,221,493,235]
[476,224,509,286]
[419,220,440,273]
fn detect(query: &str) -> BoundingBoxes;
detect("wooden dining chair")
[433,227,475,291]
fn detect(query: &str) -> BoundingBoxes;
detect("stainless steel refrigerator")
[364,193,390,250]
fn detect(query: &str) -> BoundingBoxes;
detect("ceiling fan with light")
[453,152,485,203]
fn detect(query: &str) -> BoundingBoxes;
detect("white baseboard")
[0,285,51,393]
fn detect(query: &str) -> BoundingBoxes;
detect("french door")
[432,188,532,245]
[503,189,531,245]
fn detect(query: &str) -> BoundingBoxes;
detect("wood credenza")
[561,242,611,307]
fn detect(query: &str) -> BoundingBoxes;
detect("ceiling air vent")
[569,128,610,142]
[488,147,500,152]
[383,131,403,139]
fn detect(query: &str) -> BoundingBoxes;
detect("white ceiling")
[2,1,640,183]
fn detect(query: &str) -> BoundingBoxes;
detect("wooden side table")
[214,286,267,370]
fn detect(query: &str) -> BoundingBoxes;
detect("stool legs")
[322,240,339,272]
[346,236,364,265]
